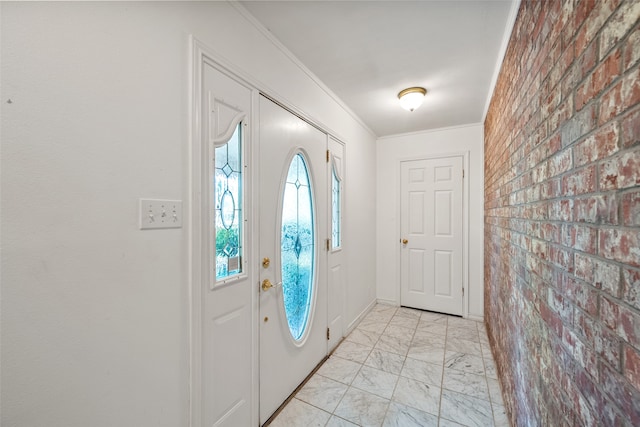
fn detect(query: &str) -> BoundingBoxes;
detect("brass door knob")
[262,279,274,291]
[402,239,409,244]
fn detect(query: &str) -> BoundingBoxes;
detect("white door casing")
[258,96,328,424]
[400,155,464,316]
[327,137,345,352]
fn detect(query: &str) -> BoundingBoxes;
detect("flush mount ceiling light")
[398,87,427,112]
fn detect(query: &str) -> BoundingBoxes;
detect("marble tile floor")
[268,304,508,427]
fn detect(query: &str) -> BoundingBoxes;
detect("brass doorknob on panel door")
[402,239,409,244]
[262,279,274,291]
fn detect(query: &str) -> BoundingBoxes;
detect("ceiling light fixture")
[398,87,427,112]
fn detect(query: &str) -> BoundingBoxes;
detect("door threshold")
[400,305,463,318]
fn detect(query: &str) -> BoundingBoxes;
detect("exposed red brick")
[575,0,621,55]
[576,49,621,110]
[599,146,640,190]
[573,194,618,225]
[575,253,595,283]
[550,199,573,221]
[599,0,640,59]
[593,258,621,297]
[599,79,624,125]
[623,266,640,310]
[618,303,640,348]
[579,35,598,78]
[562,165,597,195]
[573,122,620,167]
[621,107,640,149]
[485,0,640,423]
[623,25,640,71]
[624,344,640,390]
[600,296,619,330]
[562,223,598,255]
[621,190,640,226]
[600,363,640,424]
[600,228,640,267]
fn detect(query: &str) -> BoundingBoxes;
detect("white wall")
[1,2,376,426]
[376,124,485,320]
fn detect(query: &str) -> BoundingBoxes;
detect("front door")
[400,155,464,316]
[258,96,328,424]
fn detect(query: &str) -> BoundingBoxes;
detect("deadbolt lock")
[262,257,270,268]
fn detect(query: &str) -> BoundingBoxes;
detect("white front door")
[258,96,328,424]
[400,156,464,316]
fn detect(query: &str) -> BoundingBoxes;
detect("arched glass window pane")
[331,164,341,249]
[214,124,242,280]
[281,154,314,340]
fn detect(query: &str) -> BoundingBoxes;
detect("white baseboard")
[346,299,377,334]
[467,314,484,322]
[375,298,399,307]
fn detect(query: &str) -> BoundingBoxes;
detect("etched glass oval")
[220,190,236,230]
[281,154,314,341]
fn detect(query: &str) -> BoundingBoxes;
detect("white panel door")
[258,96,328,424]
[400,156,463,315]
[327,137,345,352]
[201,63,254,427]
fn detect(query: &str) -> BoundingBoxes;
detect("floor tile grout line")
[436,316,449,424]
[380,311,419,426]
[333,311,392,426]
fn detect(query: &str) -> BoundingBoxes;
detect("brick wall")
[484,0,640,425]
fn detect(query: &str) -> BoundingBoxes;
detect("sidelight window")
[214,124,243,281]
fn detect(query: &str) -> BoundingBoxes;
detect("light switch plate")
[139,199,182,229]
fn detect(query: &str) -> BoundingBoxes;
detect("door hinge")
[326,149,330,163]
[463,169,465,178]
[326,238,330,251]
[462,287,465,297]
[327,327,330,340]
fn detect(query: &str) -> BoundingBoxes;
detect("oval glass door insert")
[281,153,315,341]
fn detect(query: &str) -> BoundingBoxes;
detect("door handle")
[261,279,282,292]
[262,279,273,291]
[401,239,408,245]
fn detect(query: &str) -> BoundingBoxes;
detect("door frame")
[396,151,470,318]
[188,35,347,427]
[188,37,260,427]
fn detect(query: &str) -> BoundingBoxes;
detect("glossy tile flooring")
[269,304,508,427]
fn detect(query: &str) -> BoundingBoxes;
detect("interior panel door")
[400,156,463,315]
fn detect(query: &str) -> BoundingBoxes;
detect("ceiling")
[240,0,517,137]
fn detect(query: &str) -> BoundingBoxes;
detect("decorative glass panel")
[331,164,341,249]
[281,154,314,340]
[214,124,242,280]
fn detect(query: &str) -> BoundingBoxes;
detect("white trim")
[188,35,204,427]
[346,299,377,334]
[376,299,399,307]
[468,314,484,322]
[230,1,377,140]
[378,122,483,141]
[482,0,521,121]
